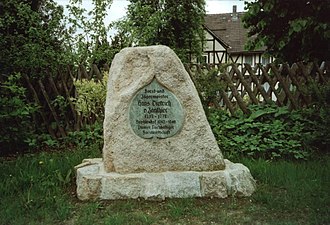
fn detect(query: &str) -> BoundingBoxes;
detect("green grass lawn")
[1,144,329,225]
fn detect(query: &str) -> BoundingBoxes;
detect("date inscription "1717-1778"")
[129,79,185,139]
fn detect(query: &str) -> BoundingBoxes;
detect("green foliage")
[64,0,115,66]
[66,122,104,148]
[55,168,72,186]
[209,105,311,160]
[52,95,69,118]
[25,133,60,149]
[301,81,330,152]
[0,73,38,154]
[0,0,68,76]
[72,74,107,122]
[243,0,330,63]
[116,0,206,62]
[0,0,119,73]
[190,64,228,115]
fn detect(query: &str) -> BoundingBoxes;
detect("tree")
[65,0,113,66]
[0,0,68,76]
[243,0,330,63]
[116,0,206,62]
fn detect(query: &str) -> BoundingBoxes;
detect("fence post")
[38,79,67,138]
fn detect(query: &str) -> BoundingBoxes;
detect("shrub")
[190,65,227,116]
[209,105,311,160]
[71,74,107,123]
[0,73,38,154]
[301,81,330,153]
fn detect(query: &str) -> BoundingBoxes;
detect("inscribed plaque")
[129,78,184,139]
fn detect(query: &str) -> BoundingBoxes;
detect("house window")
[245,55,253,65]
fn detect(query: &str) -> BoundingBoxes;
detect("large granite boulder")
[103,45,225,173]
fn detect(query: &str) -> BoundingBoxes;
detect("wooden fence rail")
[185,61,329,115]
[18,61,330,138]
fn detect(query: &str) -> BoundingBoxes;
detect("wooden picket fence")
[185,61,329,115]
[20,61,329,138]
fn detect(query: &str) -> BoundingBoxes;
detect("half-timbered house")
[202,5,274,65]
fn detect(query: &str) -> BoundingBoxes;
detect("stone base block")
[75,159,256,200]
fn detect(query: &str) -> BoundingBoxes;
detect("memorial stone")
[75,45,256,200]
[102,45,225,173]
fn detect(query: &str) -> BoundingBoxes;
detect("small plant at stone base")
[209,104,311,160]
[66,121,103,148]
[56,169,72,186]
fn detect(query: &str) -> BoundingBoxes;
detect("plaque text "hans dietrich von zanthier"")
[129,79,184,139]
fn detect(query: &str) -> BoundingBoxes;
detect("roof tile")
[205,12,262,53]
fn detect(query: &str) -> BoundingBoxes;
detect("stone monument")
[75,45,256,200]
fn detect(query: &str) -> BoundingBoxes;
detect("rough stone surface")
[200,172,228,198]
[75,158,103,200]
[75,159,256,200]
[224,159,256,197]
[103,45,225,173]
[164,172,201,198]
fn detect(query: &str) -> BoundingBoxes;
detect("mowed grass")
[0,144,329,225]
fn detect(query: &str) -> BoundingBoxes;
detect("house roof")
[204,12,263,54]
